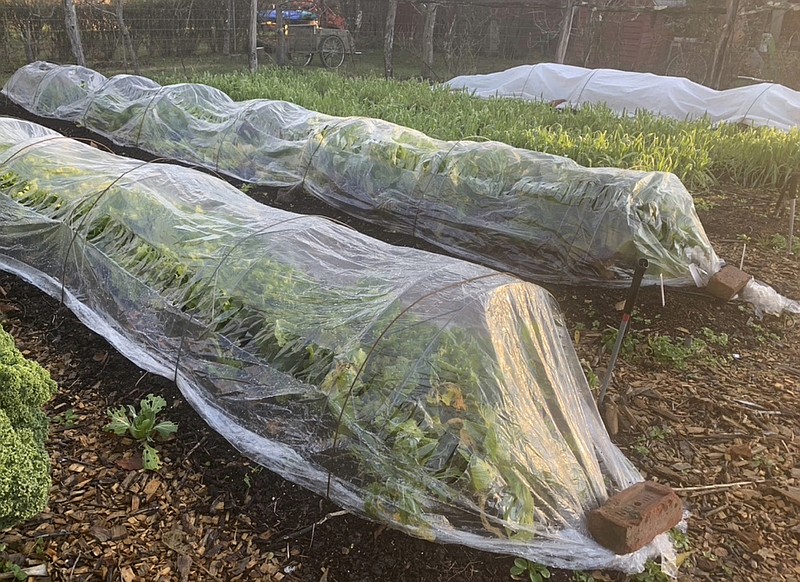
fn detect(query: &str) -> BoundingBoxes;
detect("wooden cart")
[261,22,355,69]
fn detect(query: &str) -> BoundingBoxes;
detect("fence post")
[276,4,286,66]
[488,11,500,57]
[710,0,740,89]
[63,0,86,66]
[384,0,398,79]
[420,2,438,79]
[555,0,576,64]
[249,0,258,72]
[223,0,232,55]
[115,0,140,74]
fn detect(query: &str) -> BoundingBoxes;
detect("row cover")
[446,63,800,132]
[0,117,671,572]
[2,61,722,289]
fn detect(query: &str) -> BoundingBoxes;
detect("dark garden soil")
[1,105,799,582]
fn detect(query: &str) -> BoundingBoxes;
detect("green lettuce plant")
[105,394,178,471]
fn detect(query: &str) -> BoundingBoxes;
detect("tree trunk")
[710,0,740,89]
[770,9,786,44]
[276,5,286,66]
[232,0,238,53]
[583,6,597,68]
[63,0,86,66]
[223,0,233,55]
[384,0,398,79]
[420,2,438,79]
[249,0,258,72]
[555,0,576,64]
[353,0,363,35]
[22,19,35,62]
[115,0,140,74]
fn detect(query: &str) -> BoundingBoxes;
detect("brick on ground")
[705,265,752,301]
[587,481,683,554]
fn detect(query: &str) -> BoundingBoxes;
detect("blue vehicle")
[258,10,318,25]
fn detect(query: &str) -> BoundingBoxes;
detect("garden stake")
[598,258,649,407]
[789,196,796,256]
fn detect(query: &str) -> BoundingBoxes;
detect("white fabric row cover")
[446,63,800,132]
[2,62,722,289]
[0,116,671,573]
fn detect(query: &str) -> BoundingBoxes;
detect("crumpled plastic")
[2,61,723,289]
[739,279,800,318]
[0,116,673,573]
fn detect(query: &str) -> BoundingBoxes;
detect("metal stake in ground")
[777,174,798,255]
[788,195,796,256]
[598,258,649,406]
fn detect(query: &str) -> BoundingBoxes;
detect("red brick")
[705,265,752,301]
[587,481,683,554]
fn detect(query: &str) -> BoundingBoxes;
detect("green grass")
[157,66,800,192]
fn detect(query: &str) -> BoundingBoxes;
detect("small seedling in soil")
[670,528,691,551]
[510,558,551,582]
[53,408,79,427]
[105,394,178,471]
[0,544,26,581]
[762,233,800,254]
[629,560,670,582]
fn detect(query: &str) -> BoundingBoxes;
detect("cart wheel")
[320,35,345,69]
[303,53,314,66]
[665,51,708,85]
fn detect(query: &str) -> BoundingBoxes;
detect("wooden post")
[786,175,798,256]
[249,0,258,73]
[384,0,398,79]
[22,19,35,63]
[115,0,140,75]
[353,0,363,36]
[555,0,576,64]
[232,0,238,53]
[488,12,500,57]
[710,0,740,89]
[276,3,286,66]
[770,9,786,47]
[420,2,438,79]
[63,0,86,66]
[223,0,233,55]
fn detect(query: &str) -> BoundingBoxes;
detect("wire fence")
[0,1,566,79]
[0,1,795,88]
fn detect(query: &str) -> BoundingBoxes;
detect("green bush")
[0,326,57,530]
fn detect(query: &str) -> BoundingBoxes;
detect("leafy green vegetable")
[105,393,179,470]
[0,326,57,529]
[106,394,178,441]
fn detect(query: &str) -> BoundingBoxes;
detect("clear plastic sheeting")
[739,280,800,318]
[0,117,672,573]
[2,61,722,288]
[0,116,60,152]
[446,63,800,132]
[303,118,721,287]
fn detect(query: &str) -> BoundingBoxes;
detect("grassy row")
[159,67,800,192]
